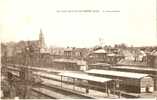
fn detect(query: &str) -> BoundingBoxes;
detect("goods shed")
[86,69,154,93]
[111,66,157,91]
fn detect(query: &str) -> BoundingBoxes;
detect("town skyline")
[1,29,157,48]
[0,0,157,48]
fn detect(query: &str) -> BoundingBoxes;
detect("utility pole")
[115,79,121,98]
[21,41,32,99]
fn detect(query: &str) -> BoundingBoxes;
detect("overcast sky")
[0,0,156,47]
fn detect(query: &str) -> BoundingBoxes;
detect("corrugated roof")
[86,69,148,79]
[59,72,112,83]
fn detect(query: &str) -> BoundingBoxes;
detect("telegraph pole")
[22,41,32,98]
[115,79,121,98]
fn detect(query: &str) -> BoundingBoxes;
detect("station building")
[53,58,87,71]
[86,69,154,93]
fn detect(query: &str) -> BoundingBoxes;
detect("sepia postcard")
[0,0,157,99]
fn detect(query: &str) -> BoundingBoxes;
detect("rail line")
[32,83,94,99]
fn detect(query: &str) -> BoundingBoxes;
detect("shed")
[86,69,154,93]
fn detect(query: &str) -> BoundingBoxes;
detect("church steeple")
[39,28,45,49]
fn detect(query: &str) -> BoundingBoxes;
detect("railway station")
[1,26,157,99]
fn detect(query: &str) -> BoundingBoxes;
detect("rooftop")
[53,58,87,65]
[93,49,107,54]
[112,66,157,72]
[89,63,111,66]
[86,69,149,79]
[59,72,112,83]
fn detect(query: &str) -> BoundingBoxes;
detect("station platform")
[41,77,119,98]
[32,87,71,99]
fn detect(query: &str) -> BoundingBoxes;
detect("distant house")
[119,49,146,62]
[115,49,149,66]
[62,47,89,60]
[134,50,146,62]
[87,48,124,65]
[93,49,107,62]
[49,47,64,57]
[86,49,107,64]
[64,47,73,57]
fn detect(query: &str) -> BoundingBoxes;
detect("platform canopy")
[112,66,157,72]
[86,69,149,79]
[59,72,112,83]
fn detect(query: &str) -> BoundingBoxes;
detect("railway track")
[32,83,93,99]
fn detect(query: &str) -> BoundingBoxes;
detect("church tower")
[39,28,45,49]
